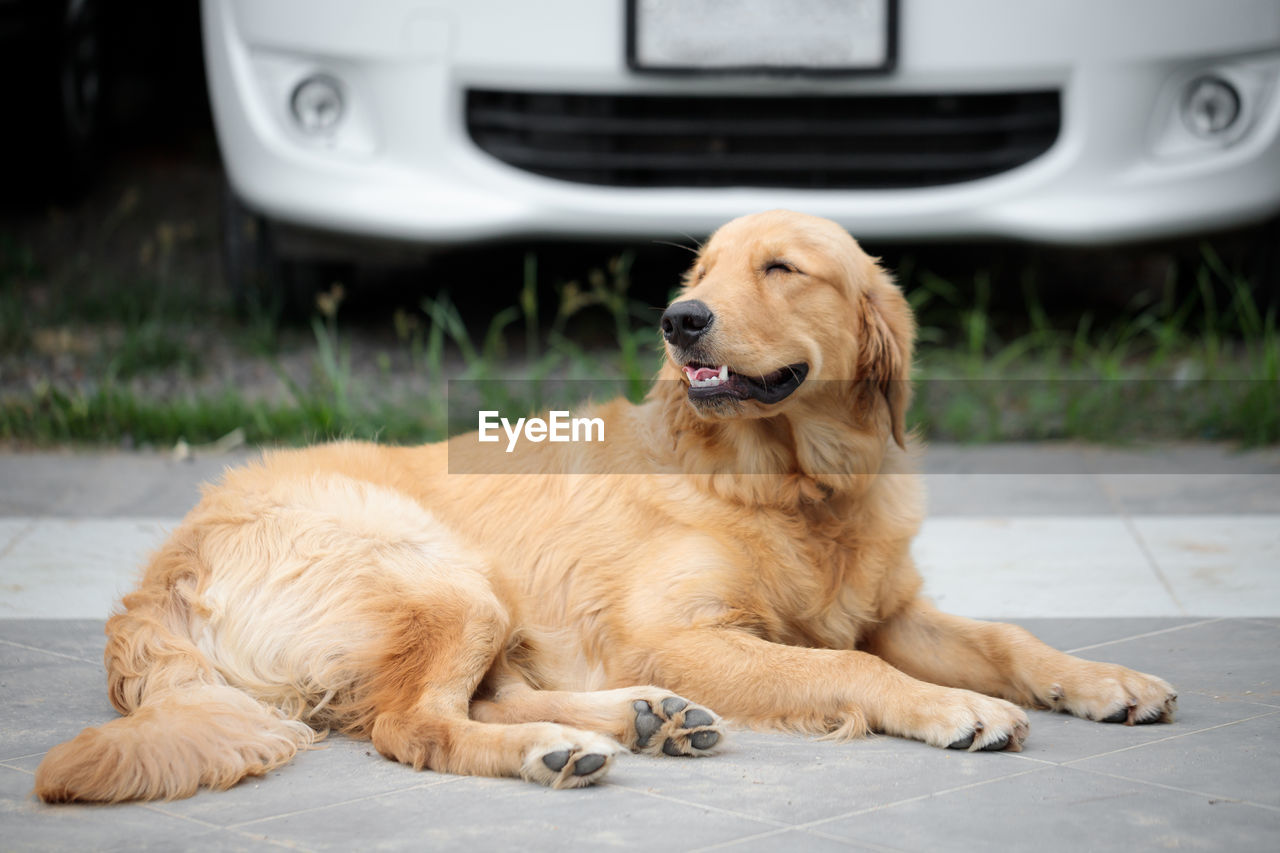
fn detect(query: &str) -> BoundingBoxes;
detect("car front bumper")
[202,0,1280,245]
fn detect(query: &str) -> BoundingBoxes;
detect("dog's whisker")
[651,239,699,256]
[675,231,706,252]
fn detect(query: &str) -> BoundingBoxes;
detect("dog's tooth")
[718,365,729,381]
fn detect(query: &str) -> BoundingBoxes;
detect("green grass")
[2,381,436,447]
[905,245,1279,443]
[1,238,1276,449]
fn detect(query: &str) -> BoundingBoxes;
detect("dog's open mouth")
[681,362,810,405]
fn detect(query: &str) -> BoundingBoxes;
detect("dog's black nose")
[661,300,714,348]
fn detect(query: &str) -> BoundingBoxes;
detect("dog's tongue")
[684,366,721,381]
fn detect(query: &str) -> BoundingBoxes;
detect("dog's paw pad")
[689,729,720,750]
[936,700,1028,753]
[1135,692,1177,725]
[631,694,724,757]
[571,753,607,776]
[528,745,613,787]
[633,700,664,748]
[523,731,619,788]
[1096,693,1175,726]
[541,749,572,771]
[684,709,714,728]
[947,731,1007,751]
[541,749,607,775]
[1050,665,1177,726]
[981,734,1009,751]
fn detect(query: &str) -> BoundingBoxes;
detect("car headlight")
[1182,75,1241,138]
[290,74,345,136]
[1149,53,1280,160]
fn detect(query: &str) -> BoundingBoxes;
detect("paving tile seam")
[803,827,905,852]
[2,759,359,853]
[1089,469,1127,516]
[1060,708,1280,766]
[0,776,279,830]
[224,825,321,853]
[1070,765,1280,814]
[1062,616,1225,654]
[0,637,102,667]
[217,775,466,829]
[687,825,794,853]
[989,750,1060,768]
[1185,688,1280,709]
[0,519,36,562]
[1118,514,1188,615]
[140,802,225,831]
[604,779,793,830]
[0,767,75,814]
[0,760,32,785]
[789,765,1050,828]
[691,825,887,853]
[0,515,179,528]
[0,756,41,770]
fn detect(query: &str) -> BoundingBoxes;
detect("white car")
[203,0,1280,280]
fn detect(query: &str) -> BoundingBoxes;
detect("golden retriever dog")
[35,210,1177,803]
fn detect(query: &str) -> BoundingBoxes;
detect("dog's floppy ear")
[856,270,915,449]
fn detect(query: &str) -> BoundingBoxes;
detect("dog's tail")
[34,544,316,803]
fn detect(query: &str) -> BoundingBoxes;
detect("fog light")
[1182,76,1240,138]
[290,75,344,135]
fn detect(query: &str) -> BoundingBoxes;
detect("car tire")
[54,0,106,194]
[1,0,108,200]
[1244,215,1279,306]
[220,183,329,321]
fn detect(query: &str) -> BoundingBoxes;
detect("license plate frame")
[627,0,898,75]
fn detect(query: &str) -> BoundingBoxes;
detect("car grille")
[465,89,1060,190]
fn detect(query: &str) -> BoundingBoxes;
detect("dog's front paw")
[630,694,724,757]
[898,688,1030,752]
[1041,663,1177,726]
[520,728,621,789]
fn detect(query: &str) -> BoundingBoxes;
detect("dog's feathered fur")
[35,211,1176,802]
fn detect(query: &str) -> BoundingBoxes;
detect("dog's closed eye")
[764,260,799,275]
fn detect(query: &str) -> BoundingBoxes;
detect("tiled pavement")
[1,444,1278,851]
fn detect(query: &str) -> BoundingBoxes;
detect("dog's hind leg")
[470,677,725,758]
[35,536,317,803]
[185,471,621,789]
[358,597,620,788]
